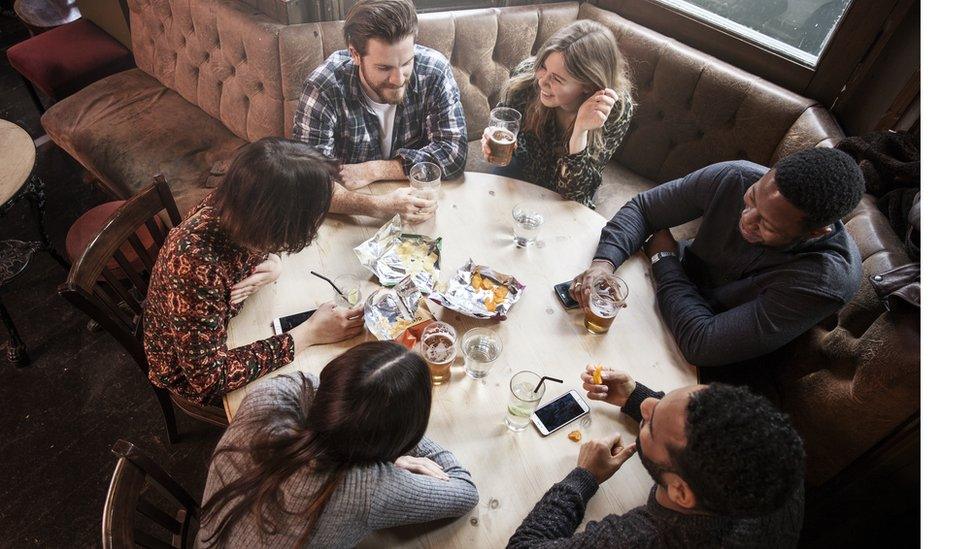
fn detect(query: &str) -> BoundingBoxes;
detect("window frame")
[593,0,910,108]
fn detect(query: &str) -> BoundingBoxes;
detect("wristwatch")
[650,251,677,265]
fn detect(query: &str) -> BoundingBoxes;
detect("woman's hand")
[481,127,518,158]
[574,89,618,133]
[395,456,450,481]
[230,253,282,304]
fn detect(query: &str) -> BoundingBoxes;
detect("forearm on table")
[328,183,386,217]
[183,334,294,396]
[507,467,599,548]
[368,463,479,529]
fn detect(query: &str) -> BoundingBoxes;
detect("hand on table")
[230,253,282,304]
[339,162,379,190]
[379,186,437,224]
[577,433,637,484]
[288,302,365,353]
[395,456,450,481]
[569,260,616,309]
[580,365,637,408]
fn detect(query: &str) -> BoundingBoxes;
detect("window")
[652,0,854,66]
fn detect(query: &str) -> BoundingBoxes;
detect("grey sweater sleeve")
[594,163,731,267]
[366,437,479,530]
[652,256,845,366]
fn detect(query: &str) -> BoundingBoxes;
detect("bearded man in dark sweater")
[508,366,805,548]
[570,148,866,367]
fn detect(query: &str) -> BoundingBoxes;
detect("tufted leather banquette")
[42,1,842,214]
[41,0,917,489]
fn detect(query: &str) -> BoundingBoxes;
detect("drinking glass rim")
[410,162,442,182]
[590,273,629,301]
[490,106,522,122]
[510,370,545,402]
[422,320,457,338]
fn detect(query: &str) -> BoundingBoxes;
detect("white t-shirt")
[363,93,397,160]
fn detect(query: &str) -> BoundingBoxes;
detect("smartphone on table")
[531,389,590,436]
[272,310,314,335]
[553,280,580,309]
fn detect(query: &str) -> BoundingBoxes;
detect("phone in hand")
[272,310,315,335]
[554,280,580,309]
[531,389,590,436]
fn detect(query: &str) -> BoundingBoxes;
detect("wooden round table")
[224,172,696,547]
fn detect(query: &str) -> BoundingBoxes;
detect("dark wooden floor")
[0,13,219,547]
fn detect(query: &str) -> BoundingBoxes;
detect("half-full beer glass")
[419,321,457,385]
[486,107,521,166]
[585,274,629,334]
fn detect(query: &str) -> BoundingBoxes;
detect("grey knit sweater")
[196,373,479,548]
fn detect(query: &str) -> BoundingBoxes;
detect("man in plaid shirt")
[293,0,467,223]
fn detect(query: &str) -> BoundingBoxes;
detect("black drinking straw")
[534,376,563,394]
[310,270,344,295]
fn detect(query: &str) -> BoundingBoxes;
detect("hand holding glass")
[409,162,442,214]
[585,274,629,334]
[486,107,521,166]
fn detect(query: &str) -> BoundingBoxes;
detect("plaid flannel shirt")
[293,45,467,179]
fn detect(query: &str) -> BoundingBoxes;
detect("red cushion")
[6,18,134,99]
[66,201,158,273]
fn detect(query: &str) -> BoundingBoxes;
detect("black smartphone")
[272,310,315,335]
[531,390,590,436]
[553,280,580,309]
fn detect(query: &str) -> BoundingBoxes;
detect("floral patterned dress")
[143,196,294,404]
[498,58,634,209]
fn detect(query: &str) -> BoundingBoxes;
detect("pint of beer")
[585,275,629,335]
[487,127,517,166]
[419,322,457,385]
[486,107,522,166]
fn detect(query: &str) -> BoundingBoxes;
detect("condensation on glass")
[655,0,854,66]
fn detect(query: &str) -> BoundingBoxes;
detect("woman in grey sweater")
[197,341,479,548]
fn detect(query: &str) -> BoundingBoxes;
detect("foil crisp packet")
[354,215,441,293]
[429,259,525,319]
[364,276,433,340]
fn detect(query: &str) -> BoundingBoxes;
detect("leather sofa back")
[127,0,285,142]
[125,0,841,182]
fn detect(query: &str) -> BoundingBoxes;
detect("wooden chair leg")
[0,297,30,367]
[154,388,180,444]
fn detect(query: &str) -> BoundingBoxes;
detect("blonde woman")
[481,20,634,208]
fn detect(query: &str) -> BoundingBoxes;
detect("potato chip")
[592,365,603,385]
[568,430,582,442]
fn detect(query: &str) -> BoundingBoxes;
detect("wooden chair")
[102,439,199,549]
[59,175,228,444]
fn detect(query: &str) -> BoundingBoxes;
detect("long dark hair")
[199,341,432,547]
[211,137,337,254]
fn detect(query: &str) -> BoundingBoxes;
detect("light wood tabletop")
[0,119,36,206]
[223,171,696,547]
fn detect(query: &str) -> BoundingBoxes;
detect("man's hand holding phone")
[288,302,364,354]
[577,433,637,484]
[580,365,637,408]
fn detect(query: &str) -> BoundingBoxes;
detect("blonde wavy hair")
[501,20,634,157]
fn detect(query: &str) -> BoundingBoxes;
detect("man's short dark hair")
[344,0,418,56]
[670,384,805,517]
[773,147,865,227]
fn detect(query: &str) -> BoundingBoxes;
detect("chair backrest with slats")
[102,440,199,549]
[59,175,181,370]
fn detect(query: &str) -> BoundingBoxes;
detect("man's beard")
[365,78,407,105]
[636,434,669,487]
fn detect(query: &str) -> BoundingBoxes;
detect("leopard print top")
[498,58,634,209]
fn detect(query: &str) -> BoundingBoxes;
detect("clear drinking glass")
[462,327,502,379]
[419,321,457,385]
[409,162,442,214]
[506,371,545,431]
[333,275,362,308]
[486,107,521,166]
[585,274,629,334]
[512,203,545,248]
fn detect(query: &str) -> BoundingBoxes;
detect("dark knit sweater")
[594,160,861,367]
[507,383,804,548]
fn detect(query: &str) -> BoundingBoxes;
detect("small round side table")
[0,118,69,365]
